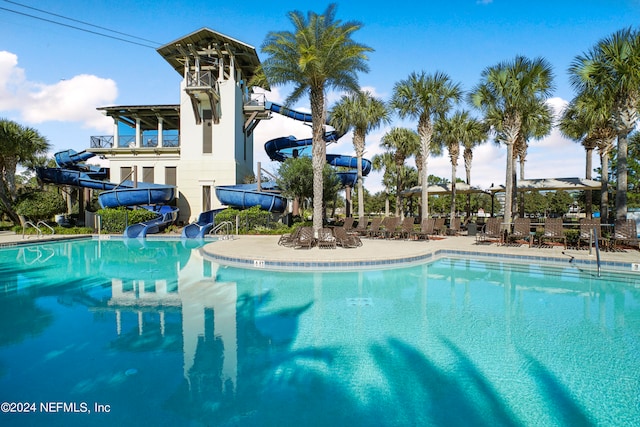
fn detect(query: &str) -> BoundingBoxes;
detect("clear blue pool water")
[0,238,639,426]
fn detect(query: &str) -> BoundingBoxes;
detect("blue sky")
[1,0,639,193]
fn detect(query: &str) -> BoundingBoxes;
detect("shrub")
[96,207,158,233]
[214,206,274,234]
[15,189,66,222]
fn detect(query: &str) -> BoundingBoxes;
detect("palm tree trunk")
[616,132,629,220]
[585,146,593,218]
[450,157,457,227]
[418,119,432,218]
[600,148,610,223]
[354,130,366,219]
[504,141,515,225]
[310,87,326,235]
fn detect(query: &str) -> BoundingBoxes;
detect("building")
[88,28,270,224]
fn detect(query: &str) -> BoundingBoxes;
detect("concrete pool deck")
[1,230,638,272]
[201,233,640,272]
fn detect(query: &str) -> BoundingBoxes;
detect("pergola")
[487,177,602,193]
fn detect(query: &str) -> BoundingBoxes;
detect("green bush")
[15,189,66,222]
[214,206,274,234]
[96,207,158,233]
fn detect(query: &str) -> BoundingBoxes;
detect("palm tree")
[569,27,640,221]
[371,152,395,216]
[513,101,553,216]
[380,128,420,217]
[436,111,487,224]
[260,4,372,233]
[329,90,390,219]
[560,91,616,220]
[390,71,462,218]
[0,119,49,223]
[469,56,554,225]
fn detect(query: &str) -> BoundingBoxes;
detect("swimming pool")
[0,238,638,426]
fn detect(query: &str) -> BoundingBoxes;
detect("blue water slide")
[263,102,372,186]
[181,208,223,239]
[215,182,287,212]
[36,149,178,237]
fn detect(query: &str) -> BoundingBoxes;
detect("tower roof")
[156,28,266,88]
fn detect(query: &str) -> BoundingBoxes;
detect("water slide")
[214,101,371,213]
[37,149,178,238]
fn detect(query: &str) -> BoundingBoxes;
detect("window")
[120,167,133,182]
[165,167,177,186]
[142,167,154,183]
[203,109,212,154]
[202,185,211,211]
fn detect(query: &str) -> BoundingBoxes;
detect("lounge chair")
[334,226,361,248]
[433,218,446,235]
[476,217,503,245]
[412,218,434,241]
[396,217,416,239]
[277,227,301,247]
[611,219,639,251]
[293,226,315,249]
[381,216,400,239]
[539,218,566,249]
[353,216,370,236]
[317,227,337,249]
[446,217,463,236]
[342,217,355,232]
[366,217,384,238]
[577,218,603,250]
[507,217,531,246]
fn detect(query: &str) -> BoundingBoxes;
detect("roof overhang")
[156,27,267,89]
[488,177,602,193]
[401,183,489,196]
[97,105,180,130]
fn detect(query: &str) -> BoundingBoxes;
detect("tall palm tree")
[513,101,553,216]
[390,71,462,218]
[569,27,640,220]
[329,90,390,219]
[0,119,49,223]
[380,128,420,217]
[371,151,396,216]
[469,56,554,225]
[560,90,616,220]
[261,4,372,233]
[436,111,487,224]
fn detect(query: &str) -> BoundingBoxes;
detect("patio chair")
[611,219,639,251]
[412,218,434,241]
[293,226,315,249]
[317,228,337,249]
[577,218,604,250]
[507,217,531,246]
[396,217,416,239]
[334,226,361,248]
[381,216,400,239]
[476,217,503,245]
[342,217,355,232]
[353,216,370,236]
[366,217,384,238]
[539,217,566,249]
[277,227,301,247]
[433,217,446,235]
[446,217,463,236]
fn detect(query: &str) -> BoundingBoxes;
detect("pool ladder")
[209,221,235,240]
[591,226,601,277]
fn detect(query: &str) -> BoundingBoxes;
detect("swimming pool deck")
[1,230,638,272]
[201,233,640,272]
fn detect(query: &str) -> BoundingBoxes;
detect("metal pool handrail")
[593,226,601,277]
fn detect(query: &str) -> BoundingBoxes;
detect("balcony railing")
[186,70,214,88]
[90,135,180,149]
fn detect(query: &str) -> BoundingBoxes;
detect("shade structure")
[488,177,602,193]
[401,182,489,196]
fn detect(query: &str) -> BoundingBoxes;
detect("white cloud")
[0,51,116,132]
